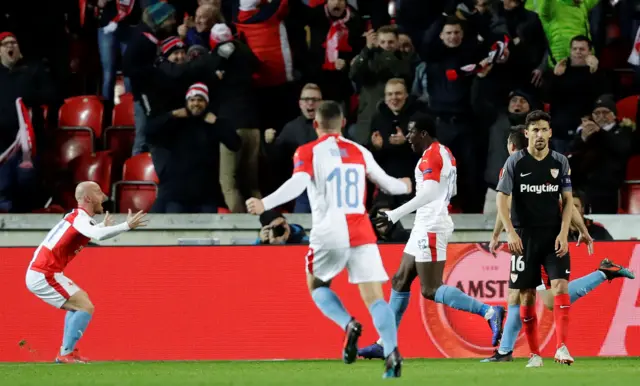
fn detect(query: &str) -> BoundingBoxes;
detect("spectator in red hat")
[160,36,187,64]
[0,32,55,212]
[144,82,241,213]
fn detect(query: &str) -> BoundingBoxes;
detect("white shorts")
[305,244,389,284]
[404,228,452,263]
[25,270,81,308]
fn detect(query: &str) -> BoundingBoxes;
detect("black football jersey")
[496,149,571,228]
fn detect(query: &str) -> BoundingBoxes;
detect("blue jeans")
[0,152,37,212]
[98,27,132,101]
[132,100,148,155]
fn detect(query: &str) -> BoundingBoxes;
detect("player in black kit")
[495,111,574,367]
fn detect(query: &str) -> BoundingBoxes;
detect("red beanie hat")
[0,32,16,43]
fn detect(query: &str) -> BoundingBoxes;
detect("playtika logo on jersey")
[520,183,559,194]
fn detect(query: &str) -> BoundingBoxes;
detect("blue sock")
[569,271,606,303]
[498,305,522,353]
[311,287,352,331]
[61,311,75,352]
[61,311,92,354]
[434,285,489,318]
[389,290,410,328]
[369,299,398,357]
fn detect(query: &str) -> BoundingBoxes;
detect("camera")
[271,224,287,238]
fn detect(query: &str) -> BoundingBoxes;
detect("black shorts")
[509,227,570,289]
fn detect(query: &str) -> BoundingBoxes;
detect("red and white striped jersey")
[292,134,406,249]
[28,208,129,274]
[413,142,457,231]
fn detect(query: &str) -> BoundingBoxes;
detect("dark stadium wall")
[1,242,639,362]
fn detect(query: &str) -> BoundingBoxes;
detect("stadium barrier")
[1,242,639,362]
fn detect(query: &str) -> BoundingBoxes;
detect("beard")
[508,111,527,125]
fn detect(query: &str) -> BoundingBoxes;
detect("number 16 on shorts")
[510,255,524,283]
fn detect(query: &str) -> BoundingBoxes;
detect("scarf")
[0,98,36,168]
[322,5,351,71]
[446,36,510,82]
[628,26,640,66]
[113,0,136,23]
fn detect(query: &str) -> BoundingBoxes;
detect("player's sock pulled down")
[520,305,540,355]
[498,305,521,354]
[311,287,352,330]
[434,285,492,318]
[61,311,92,355]
[554,293,570,348]
[388,289,410,328]
[368,299,398,357]
[568,271,606,303]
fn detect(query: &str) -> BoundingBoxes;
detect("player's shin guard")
[388,290,410,328]
[554,294,570,348]
[369,299,398,357]
[568,271,606,303]
[520,306,540,355]
[434,285,491,318]
[311,287,352,330]
[61,311,92,355]
[499,305,522,354]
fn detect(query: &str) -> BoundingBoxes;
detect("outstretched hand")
[127,209,148,229]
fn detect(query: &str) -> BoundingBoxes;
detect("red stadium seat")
[626,155,640,181]
[114,183,157,213]
[122,153,159,183]
[621,184,640,214]
[57,151,113,209]
[112,93,135,127]
[104,93,136,177]
[543,103,550,113]
[112,153,159,213]
[218,207,231,214]
[32,204,67,214]
[54,129,95,169]
[59,96,104,138]
[616,95,638,122]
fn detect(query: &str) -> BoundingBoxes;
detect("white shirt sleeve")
[386,180,441,223]
[363,148,410,195]
[262,172,311,211]
[73,215,130,241]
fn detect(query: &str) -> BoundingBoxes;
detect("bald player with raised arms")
[25,181,147,363]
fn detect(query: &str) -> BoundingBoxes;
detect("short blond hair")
[301,83,322,94]
[386,78,406,89]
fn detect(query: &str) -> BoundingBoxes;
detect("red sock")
[554,293,570,348]
[520,306,540,355]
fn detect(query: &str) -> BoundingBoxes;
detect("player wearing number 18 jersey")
[359,113,505,360]
[246,101,411,378]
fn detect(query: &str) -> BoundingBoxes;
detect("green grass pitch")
[1,358,639,386]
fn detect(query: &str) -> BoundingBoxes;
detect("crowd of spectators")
[1,0,640,218]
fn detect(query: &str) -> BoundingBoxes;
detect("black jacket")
[144,112,242,203]
[210,40,261,129]
[123,24,221,113]
[270,115,317,160]
[369,98,425,178]
[421,17,486,115]
[569,121,634,196]
[0,60,56,153]
[549,64,610,139]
